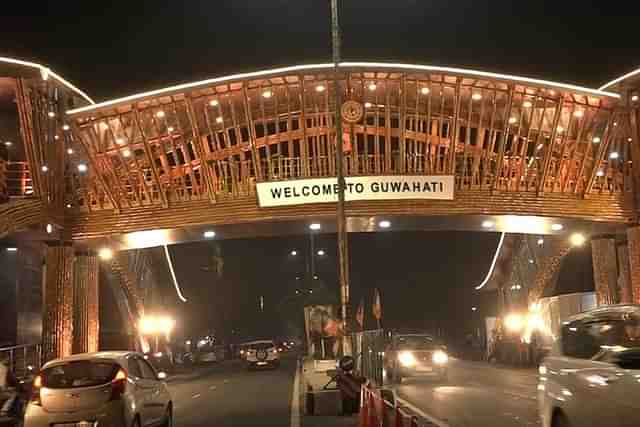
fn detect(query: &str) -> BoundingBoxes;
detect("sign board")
[256,175,454,207]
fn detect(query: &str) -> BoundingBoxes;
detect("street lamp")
[139,315,175,352]
[290,250,298,256]
[317,249,325,256]
[309,223,321,231]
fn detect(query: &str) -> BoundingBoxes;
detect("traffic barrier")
[359,384,436,427]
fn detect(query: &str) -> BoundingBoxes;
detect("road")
[394,359,540,427]
[168,354,297,427]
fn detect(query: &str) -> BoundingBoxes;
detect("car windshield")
[563,317,640,359]
[395,336,437,350]
[42,361,119,389]
[250,342,274,350]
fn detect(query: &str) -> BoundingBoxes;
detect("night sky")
[2,1,635,341]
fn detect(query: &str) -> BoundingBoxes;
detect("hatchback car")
[24,351,173,427]
[384,334,448,383]
[245,340,280,370]
[539,305,640,427]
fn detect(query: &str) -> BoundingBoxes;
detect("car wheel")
[552,411,571,427]
[161,405,173,427]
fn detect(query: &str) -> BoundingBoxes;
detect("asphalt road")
[168,354,297,427]
[394,359,540,427]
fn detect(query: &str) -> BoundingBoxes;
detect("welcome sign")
[256,175,454,207]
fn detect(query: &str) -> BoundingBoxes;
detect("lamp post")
[330,0,351,356]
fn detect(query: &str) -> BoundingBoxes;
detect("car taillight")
[29,375,42,406]
[109,369,127,401]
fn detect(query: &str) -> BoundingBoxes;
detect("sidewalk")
[299,357,357,427]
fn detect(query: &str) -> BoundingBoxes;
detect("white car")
[245,340,280,370]
[24,351,173,427]
[539,305,640,427]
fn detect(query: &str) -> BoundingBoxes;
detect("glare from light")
[262,90,272,99]
[481,220,494,228]
[313,275,318,280]
[632,95,639,102]
[570,233,586,247]
[41,165,49,173]
[505,313,524,332]
[596,170,604,177]
[116,138,125,145]
[54,135,60,140]
[98,248,113,261]
[155,110,165,118]
[551,223,563,231]
[472,93,482,101]
[537,238,544,245]
[398,351,417,367]
[539,365,548,375]
[209,99,219,107]
[364,102,373,108]
[629,138,634,143]
[573,110,584,118]
[62,124,70,131]
[77,163,88,173]
[592,137,601,143]
[216,116,223,124]
[471,306,477,312]
[317,249,325,256]
[609,151,619,159]
[3,141,11,147]
[164,244,188,303]
[537,143,544,150]
[125,229,171,248]
[432,350,448,364]
[368,83,377,91]
[556,126,564,133]
[203,230,216,239]
[67,148,74,155]
[421,87,430,95]
[290,250,298,256]
[48,111,55,118]
[529,259,534,264]
[522,101,533,108]
[66,203,72,208]
[509,117,517,124]
[309,223,321,231]
[379,220,391,228]
[614,122,618,126]
[6,248,17,252]
[475,232,506,290]
[186,340,191,345]
[123,149,131,158]
[315,85,325,92]
[167,126,174,132]
[46,223,53,234]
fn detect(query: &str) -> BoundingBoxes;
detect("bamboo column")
[43,244,75,362]
[73,252,100,353]
[591,238,619,306]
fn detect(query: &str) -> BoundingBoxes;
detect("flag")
[372,288,382,321]
[356,298,365,329]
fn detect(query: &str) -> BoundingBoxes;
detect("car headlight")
[432,350,448,364]
[398,351,416,367]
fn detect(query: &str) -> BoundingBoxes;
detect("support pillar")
[73,252,99,354]
[591,238,619,306]
[42,244,74,362]
[617,244,633,304]
[627,226,640,304]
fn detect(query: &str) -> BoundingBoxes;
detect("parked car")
[383,333,448,383]
[539,304,640,427]
[24,351,172,427]
[245,340,280,370]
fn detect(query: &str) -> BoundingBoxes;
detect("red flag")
[372,288,382,321]
[356,298,365,329]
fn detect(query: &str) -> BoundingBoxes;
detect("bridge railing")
[0,343,42,378]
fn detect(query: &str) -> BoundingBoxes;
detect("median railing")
[0,343,42,378]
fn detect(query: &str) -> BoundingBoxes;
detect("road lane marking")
[290,359,301,427]
[395,396,450,427]
[192,393,201,399]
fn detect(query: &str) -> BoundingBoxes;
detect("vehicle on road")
[384,333,449,383]
[245,340,280,370]
[24,351,172,427]
[539,305,640,427]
